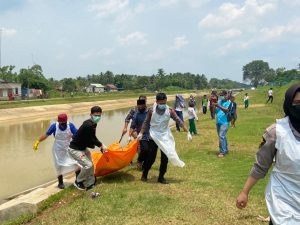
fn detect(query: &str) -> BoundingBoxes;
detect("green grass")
[4,83,297,225]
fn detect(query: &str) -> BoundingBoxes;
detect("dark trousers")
[138,140,148,164]
[143,140,168,178]
[175,110,184,131]
[266,96,273,103]
[202,106,207,114]
[209,106,215,119]
[269,219,273,225]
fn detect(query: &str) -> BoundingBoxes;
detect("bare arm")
[236,176,258,209]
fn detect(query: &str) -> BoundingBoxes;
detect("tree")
[243,60,271,87]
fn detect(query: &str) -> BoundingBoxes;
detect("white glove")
[137,133,143,140]
[187,132,192,141]
[101,144,108,153]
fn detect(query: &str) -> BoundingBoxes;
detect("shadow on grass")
[99,171,136,183]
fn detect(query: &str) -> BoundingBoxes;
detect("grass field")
[4,84,295,225]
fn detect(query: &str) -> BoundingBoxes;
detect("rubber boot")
[57,175,65,189]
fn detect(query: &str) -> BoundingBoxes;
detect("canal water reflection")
[0,99,191,201]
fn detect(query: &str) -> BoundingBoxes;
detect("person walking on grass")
[188,101,198,135]
[33,113,79,189]
[202,94,208,114]
[122,95,147,136]
[236,83,300,225]
[128,99,148,170]
[230,96,237,128]
[266,88,273,103]
[212,90,231,158]
[209,91,218,119]
[244,93,249,109]
[138,93,192,184]
[68,106,107,191]
[174,94,186,132]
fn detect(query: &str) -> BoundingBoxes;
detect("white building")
[0,79,22,100]
[86,83,105,93]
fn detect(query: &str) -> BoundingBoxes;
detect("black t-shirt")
[69,119,102,151]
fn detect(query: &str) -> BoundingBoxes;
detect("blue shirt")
[216,100,231,125]
[46,122,77,136]
[131,110,149,140]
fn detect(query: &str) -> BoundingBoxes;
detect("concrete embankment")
[0,93,193,223]
[0,94,190,124]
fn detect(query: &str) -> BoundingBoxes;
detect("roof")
[0,83,13,89]
[0,79,5,83]
[89,83,104,88]
[106,84,117,89]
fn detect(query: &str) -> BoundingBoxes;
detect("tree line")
[0,66,248,94]
[243,60,300,87]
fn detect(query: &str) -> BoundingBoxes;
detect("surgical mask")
[219,96,225,101]
[290,104,300,120]
[92,115,101,123]
[157,104,166,111]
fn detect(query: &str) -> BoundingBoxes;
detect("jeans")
[202,106,207,114]
[175,110,184,131]
[216,124,229,154]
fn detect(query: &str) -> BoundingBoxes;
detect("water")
[0,107,132,201]
[0,99,192,201]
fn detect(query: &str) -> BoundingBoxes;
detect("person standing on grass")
[202,94,208,115]
[174,94,186,132]
[209,91,218,119]
[122,95,147,136]
[128,99,148,170]
[244,93,249,109]
[33,113,79,189]
[212,90,231,158]
[188,101,198,135]
[138,93,192,184]
[236,83,300,225]
[68,106,107,191]
[266,88,273,103]
[230,96,237,128]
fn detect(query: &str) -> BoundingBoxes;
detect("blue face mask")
[92,115,101,123]
[157,104,166,111]
[219,96,225,101]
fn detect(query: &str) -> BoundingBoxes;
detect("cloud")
[144,50,165,61]
[169,36,189,50]
[117,31,147,46]
[158,0,210,8]
[88,0,129,17]
[199,0,277,28]
[259,18,300,41]
[79,47,115,60]
[205,28,242,39]
[0,27,17,37]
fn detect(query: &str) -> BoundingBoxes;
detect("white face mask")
[157,104,166,111]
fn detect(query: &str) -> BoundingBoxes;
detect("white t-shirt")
[268,90,273,96]
[244,96,249,101]
[187,107,198,120]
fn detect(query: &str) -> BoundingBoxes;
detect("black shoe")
[57,183,65,189]
[86,184,95,191]
[73,180,85,191]
[157,177,168,184]
[141,176,148,182]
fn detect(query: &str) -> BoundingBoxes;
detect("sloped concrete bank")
[0,93,192,223]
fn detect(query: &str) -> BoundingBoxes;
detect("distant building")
[105,84,118,92]
[0,79,21,100]
[86,83,105,93]
[21,88,43,99]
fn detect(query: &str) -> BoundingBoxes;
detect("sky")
[0,0,299,82]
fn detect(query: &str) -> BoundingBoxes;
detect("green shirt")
[202,98,208,107]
